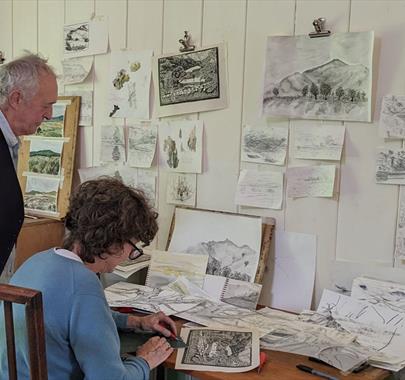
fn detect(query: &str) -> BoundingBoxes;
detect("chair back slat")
[0,284,48,380]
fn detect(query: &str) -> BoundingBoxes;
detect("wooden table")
[161,320,390,380]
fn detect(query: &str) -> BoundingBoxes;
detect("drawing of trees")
[273,87,279,97]
[335,87,344,100]
[348,89,357,102]
[302,85,308,97]
[320,83,332,100]
[310,83,319,100]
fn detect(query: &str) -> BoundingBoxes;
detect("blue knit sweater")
[0,249,150,380]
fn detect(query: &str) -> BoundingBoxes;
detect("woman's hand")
[136,336,173,369]
[138,311,177,338]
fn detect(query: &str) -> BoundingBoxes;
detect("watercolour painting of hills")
[262,31,374,122]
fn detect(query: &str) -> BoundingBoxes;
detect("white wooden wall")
[2,0,405,305]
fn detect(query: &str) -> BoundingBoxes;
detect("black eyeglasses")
[127,241,144,260]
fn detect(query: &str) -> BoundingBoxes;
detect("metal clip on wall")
[179,31,196,52]
[309,18,331,38]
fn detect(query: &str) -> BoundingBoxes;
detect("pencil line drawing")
[181,329,253,368]
[379,95,405,138]
[100,125,125,163]
[24,175,60,213]
[221,279,262,311]
[241,125,288,165]
[168,208,262,283]
[127,125,157,168]
[28,139,63,176]
[167,173,197,206]
[62,57,93,85]
[395,186,405,258]
[376,148,405,185]
[104,282,203,316]
[262,31,373,122]
[145,251,208,288]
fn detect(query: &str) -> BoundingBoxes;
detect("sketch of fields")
[100,125,125,163]
[376,148,405,184]
[36,104,65,138]
[24,175,59,213]
[379,95,405,138]
[293,125,345,161]
[180,329,253,369]
[28,139,63,176]
[145,251,208,288]
[128,125,157,168]
[104,282,203,316]
[262,31,373,122]
[169,208,262,283]
[241,125,288,165]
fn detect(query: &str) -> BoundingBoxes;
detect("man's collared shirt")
[0,110,19,168]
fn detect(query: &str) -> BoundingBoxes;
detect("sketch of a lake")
[379,95,405,138]
[376,148,405,185]
[241,125,288,165]
[262,32,373,122]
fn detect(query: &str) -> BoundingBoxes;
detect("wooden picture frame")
[166,206,275,284]
[17,96,80,220]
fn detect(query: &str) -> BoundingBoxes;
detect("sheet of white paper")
[63,18,108,58]
[64,90,93,126]
[235,169,283,210]
[241,125,288,165]
[166,173,197,207]
[62,57,93,84]
[158,120,203,173]
[259,230,316,313]
[395,186,405,259]
[100,125,125,164]
[262,31,374,122]
[376,147,405,185]
[287,165,336,198]
[154,43,228,117]
[293,125,345,160]
[168,208,262,283]
[127,124,157,168]
[175,327,260,373]
[379,95,405,138]
[146,250,208,288]
[108,50,153,119]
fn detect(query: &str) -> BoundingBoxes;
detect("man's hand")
[136,336,173,369]
[139,311,177,338]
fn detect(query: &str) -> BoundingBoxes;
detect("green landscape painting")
[28,140,63,176]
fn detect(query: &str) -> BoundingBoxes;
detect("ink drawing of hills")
[262,31,373,122]
[185,238,258,282]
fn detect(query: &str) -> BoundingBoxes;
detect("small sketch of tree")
[272,87,279,97]
[112,145,121,162]
[348,88,357,102]
[360,91,367,102]
[320,83,332,100]
[335,86,344,101]
[310,83,319,100]
[302,85,308,98]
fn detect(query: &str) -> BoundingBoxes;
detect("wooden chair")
[0,283,47,380]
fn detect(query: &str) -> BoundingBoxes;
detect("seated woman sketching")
[0,178,175,380]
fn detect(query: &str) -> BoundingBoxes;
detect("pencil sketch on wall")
[262,31,374,122]
[145,250,208,288]
[395,187,405,258]
[158,120,203,173]
[379,95,405,138]
[64,90,93,126]
[127,124,157,168]
[376,148,405,185]
[100,125,125,164]
[154,44,228,117]
[167,173,197,206]
[108,50,153,119]
[24,175,60,214]
[62,56,93,85]
[63,18,108,58]
[28,139,63,176]
[287,165,336,198]
[175,327,259,372]
[241,125,288,165]
[104,282,203,316]
[293,125,345,161]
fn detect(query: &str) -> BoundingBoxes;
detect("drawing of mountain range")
[266,59,369,98]
[186,238,258,282]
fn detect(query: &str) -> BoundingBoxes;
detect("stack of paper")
[113,254,151,279]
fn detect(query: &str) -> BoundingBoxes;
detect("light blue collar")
[0,110,19,149]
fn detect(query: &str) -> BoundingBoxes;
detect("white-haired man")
[0,53,58,276]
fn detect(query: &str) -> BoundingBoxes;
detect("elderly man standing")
[0,53,58,277]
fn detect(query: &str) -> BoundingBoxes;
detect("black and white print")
[154,44,228,117]
[376,148,405,185]
[64,22,89,53]
[379,95,405,138]
[262,31,374,122]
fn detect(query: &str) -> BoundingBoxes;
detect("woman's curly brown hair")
[63,178,158,263]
